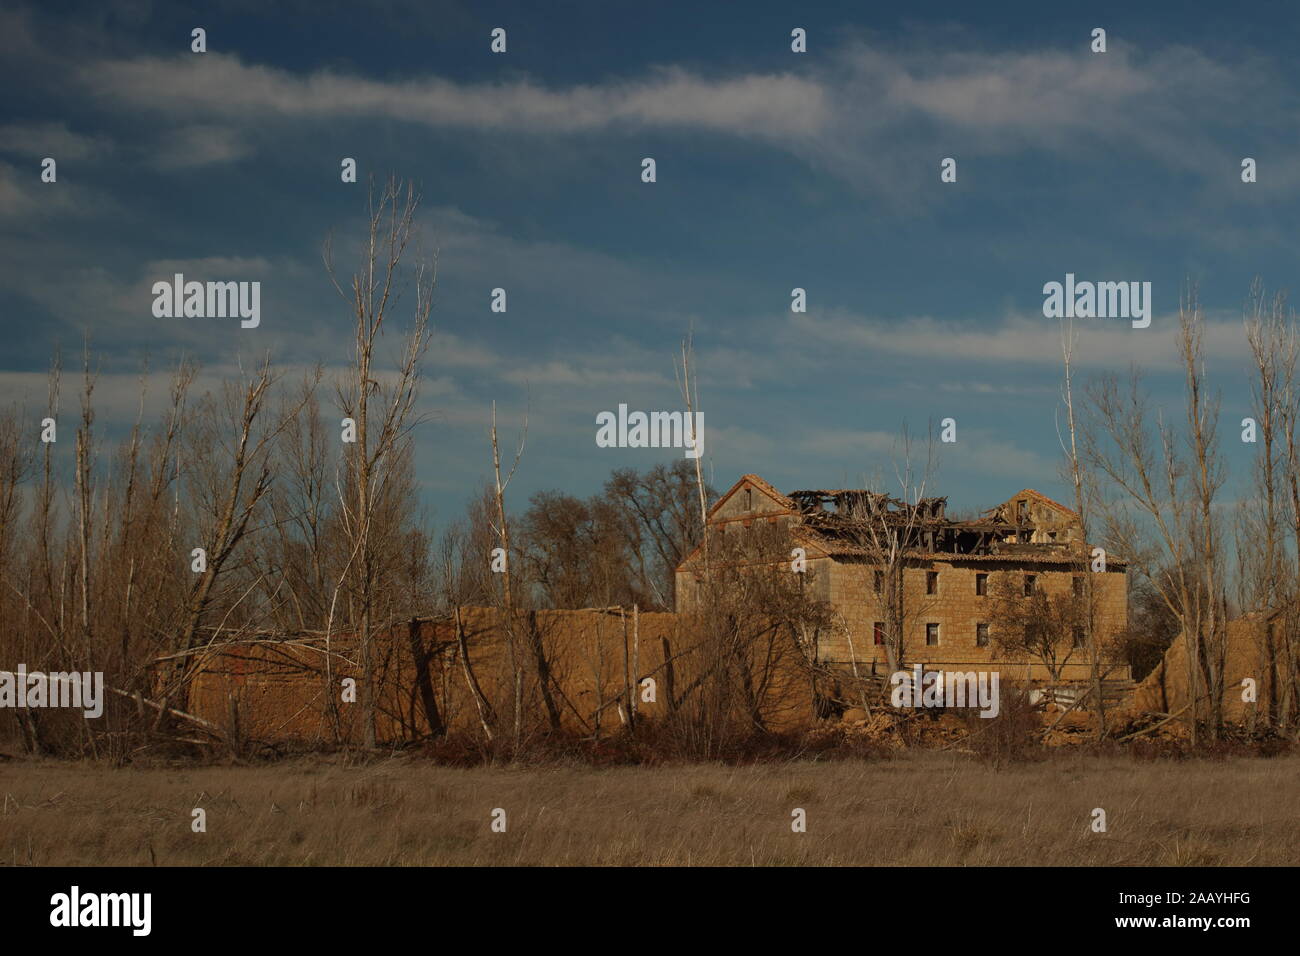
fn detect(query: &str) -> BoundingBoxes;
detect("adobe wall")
[1130,615,1292,726]
[185,607,817,746]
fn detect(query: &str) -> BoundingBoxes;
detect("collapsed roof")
[782,485,1110,564]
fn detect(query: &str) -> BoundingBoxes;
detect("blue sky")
[2,0,1299,524]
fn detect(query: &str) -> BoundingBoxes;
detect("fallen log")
[1117,705,1190,742]
[103,685,227,742]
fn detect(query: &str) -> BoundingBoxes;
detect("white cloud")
[0,160,114,221]
[0,121,106,161]
[805,42,1286,184]
[150,125,253,169]
[425,329,499,370]
[73,39,1298,193]
[792,425,1052,485]
[791,308,1251,371]
[502,360,670,389]
[85,54,829,139]
[145,255,275,277]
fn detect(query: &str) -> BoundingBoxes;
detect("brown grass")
[1,751,1296,866]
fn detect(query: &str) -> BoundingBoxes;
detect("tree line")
[3,177,1295,759]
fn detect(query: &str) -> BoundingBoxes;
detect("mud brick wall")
[1131,615,1292,726]
[185,607,817,746]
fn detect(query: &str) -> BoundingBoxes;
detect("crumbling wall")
[185,607,817,746]
[992,490,1081,544]
[1129,615,1284,727]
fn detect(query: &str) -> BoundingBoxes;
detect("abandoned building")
[172,476,1136,748]
[675,474,1131,686]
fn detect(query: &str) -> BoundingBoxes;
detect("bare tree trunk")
[156,360,279,729]
[454,604,495,741]
[1059,319,1107,737]
[1082,282,1224,747]
[488,401,527,752]
[324,175,434,751]
[631,603,640,730]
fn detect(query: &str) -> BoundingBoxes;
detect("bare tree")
[675,332,709,575]
[324,175,434,750]
[675,520,831,757]
[987,572,1087,688]
[1057,318,1114,735]
[1239,279,1300,731]
[439,523,496,742]
[489,400,528,751]
[1084,285,1227,743]
[155,357,283,727]
[73,345,95,672]
[604,461,714,608]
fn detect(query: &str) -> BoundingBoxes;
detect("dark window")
[873,622,885,646]
[1072,576,1083,597]
[745,488,753,511]
[1017,499,1028,522]
[926,623,940,646]
[1073,627,1086,648]
[975,573,987,596]
[976,623,990,647]
[1024,574,1036,596]
[926,571,939,595]
[873,570,883,594]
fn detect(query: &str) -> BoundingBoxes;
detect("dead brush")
[958,685,1043,767]
[945,812,993,853]
[784,785,817,804]
[1128,737,1194,761]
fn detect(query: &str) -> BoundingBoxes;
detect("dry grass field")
[2,751,1296,866]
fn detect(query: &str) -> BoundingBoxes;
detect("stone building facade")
[676,474,1130,685]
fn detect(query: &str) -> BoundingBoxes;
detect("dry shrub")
[1124,725,1293,761]
[958,684,1042,767]
[1257,735,1292,758]
[1127,737,1195,762]
[409,718,896,768]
